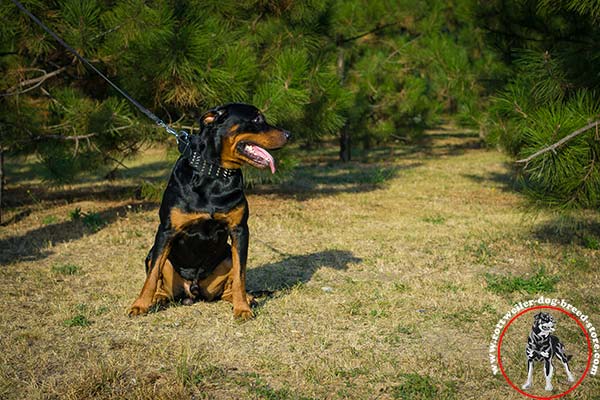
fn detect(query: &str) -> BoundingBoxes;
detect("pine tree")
[332,0,499,156]
[477,0,600,208]
[0,0,513,218]
[0,0,349,190]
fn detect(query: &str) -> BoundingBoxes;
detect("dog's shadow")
[153,249,360,314]
[247,249,361,296]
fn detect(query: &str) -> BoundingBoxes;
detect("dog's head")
[533,312,556,337]
[191,103,290,173]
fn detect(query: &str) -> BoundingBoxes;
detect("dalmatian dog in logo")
[522,312,576,391]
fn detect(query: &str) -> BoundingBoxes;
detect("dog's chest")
[168,219,231,280]
[529,332,553,360]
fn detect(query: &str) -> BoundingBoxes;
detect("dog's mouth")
[237,142,277,173]
[539,322,555,334]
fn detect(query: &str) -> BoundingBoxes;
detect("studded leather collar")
[187,151,240,180]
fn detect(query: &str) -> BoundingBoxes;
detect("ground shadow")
[147,249,362,315]
[250,162,421,200]
[413,129,483,157]
[5,158,171,185]
[462,170,522,192]
[0,209,32,227]
[4,129,485,207]
[532,215,600,247]
[3,159,171,209]
[0,202,156,265]
[119,160,173,180]
[251,130,484,200]
[246,249,362,294]
[3,182,143,208]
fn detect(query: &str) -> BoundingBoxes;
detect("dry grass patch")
[1,130,599,399]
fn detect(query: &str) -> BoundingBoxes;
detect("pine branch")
[21,130,96,156]
[516,120,600,165]
[481,25,592,45]
[34,133,97,140]
[340,22,401,44]
[1,67,68,96]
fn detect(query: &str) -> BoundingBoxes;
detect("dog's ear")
[200,107,226,127]
[534,312,542,321]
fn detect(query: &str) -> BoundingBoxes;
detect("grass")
[392,373,457,400]
[484,267,560,295]
[82,212,107,231]
[1,130,599,399]
[583,235,600,250]
[42,215,59,225]
[63,314,92,327]
[52,263,81,275]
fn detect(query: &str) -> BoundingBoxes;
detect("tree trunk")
[340,129,351,162]
[363,134,372,150]
[0,149,4,224]
[337,38,351,162]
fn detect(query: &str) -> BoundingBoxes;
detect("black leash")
[10,0,188,145]
[10,0,242,181]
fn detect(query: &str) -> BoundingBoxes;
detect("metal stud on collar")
[187,151,238,180]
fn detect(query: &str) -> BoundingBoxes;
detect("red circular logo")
[497,305,592,399]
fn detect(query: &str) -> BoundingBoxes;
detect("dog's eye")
[252,115,264,124]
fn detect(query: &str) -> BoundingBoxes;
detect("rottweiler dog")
[128,103,290,319]
[522,312,576,391]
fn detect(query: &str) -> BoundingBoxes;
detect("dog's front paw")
[128,300,150,317]
[233,307,254,320]
[522,382,532,390]
[545,383,553,392]
[567,373,575,383]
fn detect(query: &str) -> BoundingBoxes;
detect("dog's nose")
[284,130,292,141]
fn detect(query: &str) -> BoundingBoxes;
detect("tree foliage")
[477,0,600,208]
[1,0,498,180]
[1,0,597,209]
[0,0,348,182]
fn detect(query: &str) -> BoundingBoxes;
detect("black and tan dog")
[522,312,576,391]
[128,103,289,319]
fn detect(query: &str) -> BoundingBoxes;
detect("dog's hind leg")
[556,352,575,383]
[196,257,232,301]
[154,259,194,305]
[522,359,534,389]
[196,257,255,306]
[544,359,554,391]
[562,361,575,384]
[554,342,575,383]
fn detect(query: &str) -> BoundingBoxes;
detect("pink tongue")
[251,145,276,173]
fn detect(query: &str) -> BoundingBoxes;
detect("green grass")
[42,215,58,225]
[392,373,457,400]
[52,263,80,275]
[422,215,446,225]
[63,314,92,327]
[484,267,560,295]
[583,235,600,250]
[137,180,165,202]
[68,207,107,230]
[471,241,494,263]
[69,207,83,220]
[82,212,106,231]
